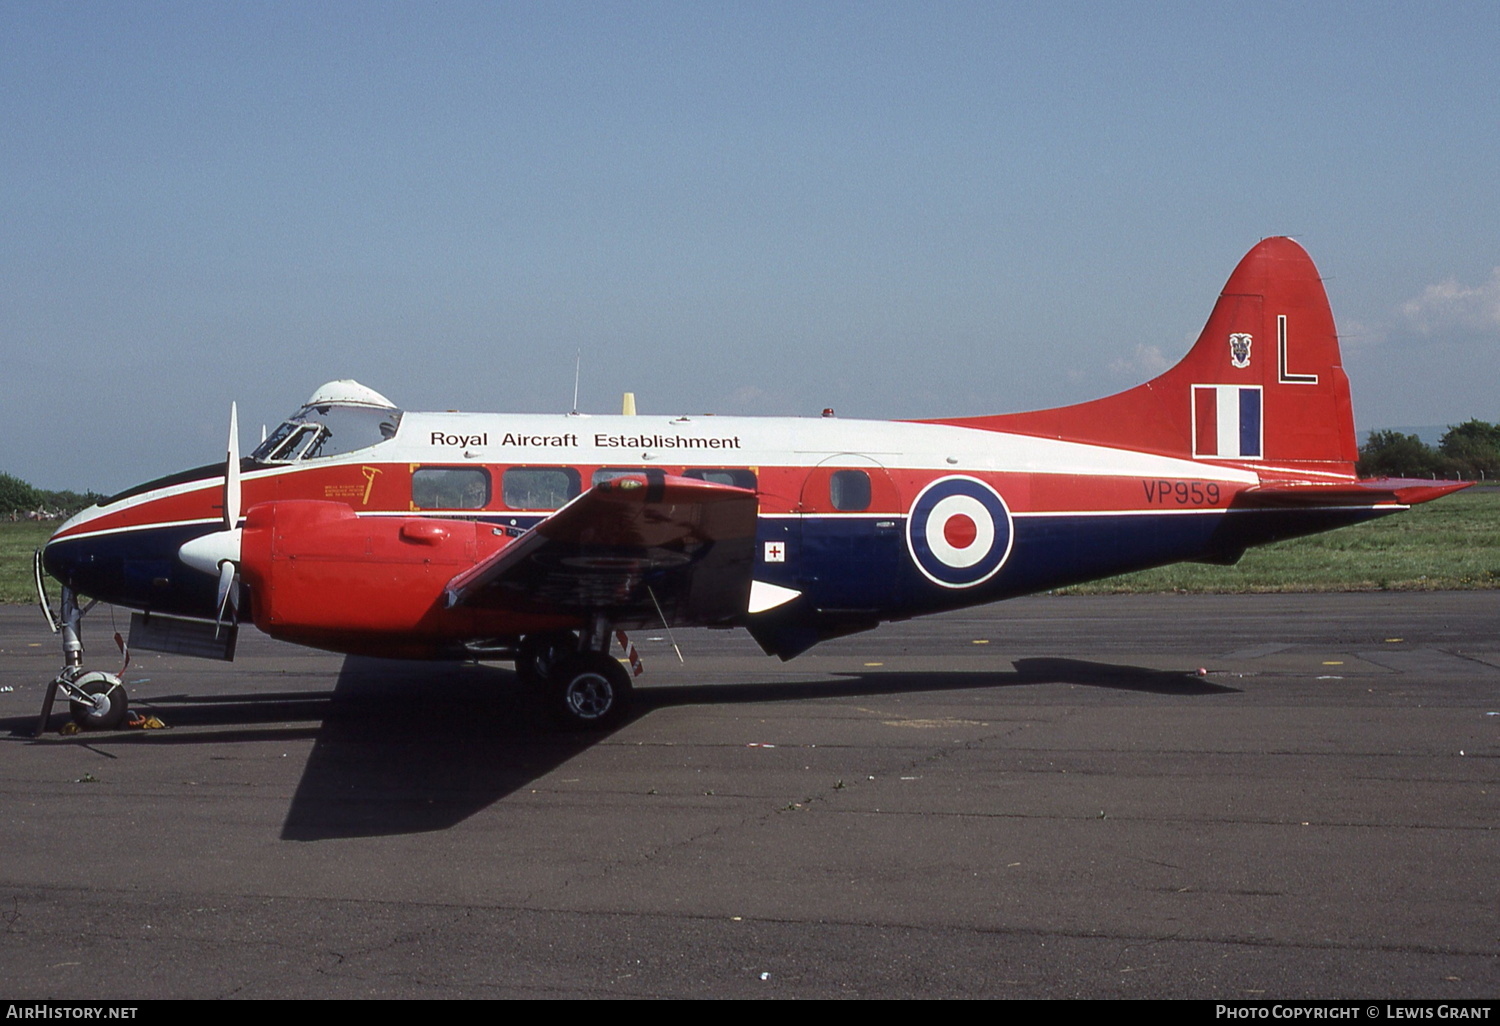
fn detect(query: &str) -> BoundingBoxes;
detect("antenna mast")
[570,349,581,414]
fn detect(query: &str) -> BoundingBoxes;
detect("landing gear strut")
[515,630,578,689]
[33,561,129,736]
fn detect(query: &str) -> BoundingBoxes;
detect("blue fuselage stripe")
[46,506,1393,623]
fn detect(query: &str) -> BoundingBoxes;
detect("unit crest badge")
[1229,333,1252,369]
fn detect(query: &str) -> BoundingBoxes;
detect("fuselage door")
[795,455,903,613]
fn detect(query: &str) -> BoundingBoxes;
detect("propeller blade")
[224,402,241,531]
[214,559,238,637]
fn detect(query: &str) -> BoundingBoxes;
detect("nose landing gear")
[33,557,130,736]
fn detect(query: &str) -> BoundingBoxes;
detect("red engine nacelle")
[237,500,557,658]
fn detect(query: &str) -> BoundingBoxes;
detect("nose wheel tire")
[551,653,632,730]
[68,673,129,731]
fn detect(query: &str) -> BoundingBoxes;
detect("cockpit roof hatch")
[303,379,397,410]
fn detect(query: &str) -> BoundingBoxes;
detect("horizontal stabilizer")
[1235,479,1471,508]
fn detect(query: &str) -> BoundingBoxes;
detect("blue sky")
[3,1,1498,491]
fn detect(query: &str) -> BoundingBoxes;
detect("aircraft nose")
[40,504,103,582]
[41,530,102,594]
[35,469,244,619]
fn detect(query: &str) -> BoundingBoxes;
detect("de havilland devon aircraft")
[34,237,1465,733]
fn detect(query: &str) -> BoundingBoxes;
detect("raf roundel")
[905,476,1014,588]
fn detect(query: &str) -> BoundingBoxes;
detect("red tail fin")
[931,237,1358,479]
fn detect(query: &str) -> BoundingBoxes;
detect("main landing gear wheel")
[516,631,578,689]
[67,672,129,731]
[551,652,632,730]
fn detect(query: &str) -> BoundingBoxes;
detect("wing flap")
[444,472,758,628]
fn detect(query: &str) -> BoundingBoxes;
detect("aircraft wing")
[443,472,758,628]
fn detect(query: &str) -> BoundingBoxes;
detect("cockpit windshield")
[250,380,402,464]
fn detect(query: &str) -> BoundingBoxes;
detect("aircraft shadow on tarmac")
[6,654,1237,840]
[286,654,1235,840]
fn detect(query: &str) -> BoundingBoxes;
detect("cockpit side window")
[257,423,321,462]
[257,421,300,459]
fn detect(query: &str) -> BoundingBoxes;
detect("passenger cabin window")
[684,468,757,490]
[591,468,645,486]
[503,467,581,510]
[412,467,491,510]
[829,470,872,511]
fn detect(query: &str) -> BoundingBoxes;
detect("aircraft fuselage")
[42,410,1394,660]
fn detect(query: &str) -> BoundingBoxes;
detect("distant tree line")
[0,472,104,520]
[1359,419,1500,480]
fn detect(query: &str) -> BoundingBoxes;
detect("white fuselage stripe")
[50,502,1405,546]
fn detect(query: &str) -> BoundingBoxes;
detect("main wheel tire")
[516,631,578,688]
[68,674,129,731]
[551,652,632,730]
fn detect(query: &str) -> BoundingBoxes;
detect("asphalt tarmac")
[0,592,1496,999]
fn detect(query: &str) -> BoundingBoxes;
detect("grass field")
[1058,487,1500,593]
[1,521,51,605]
[2,489,1495,605]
